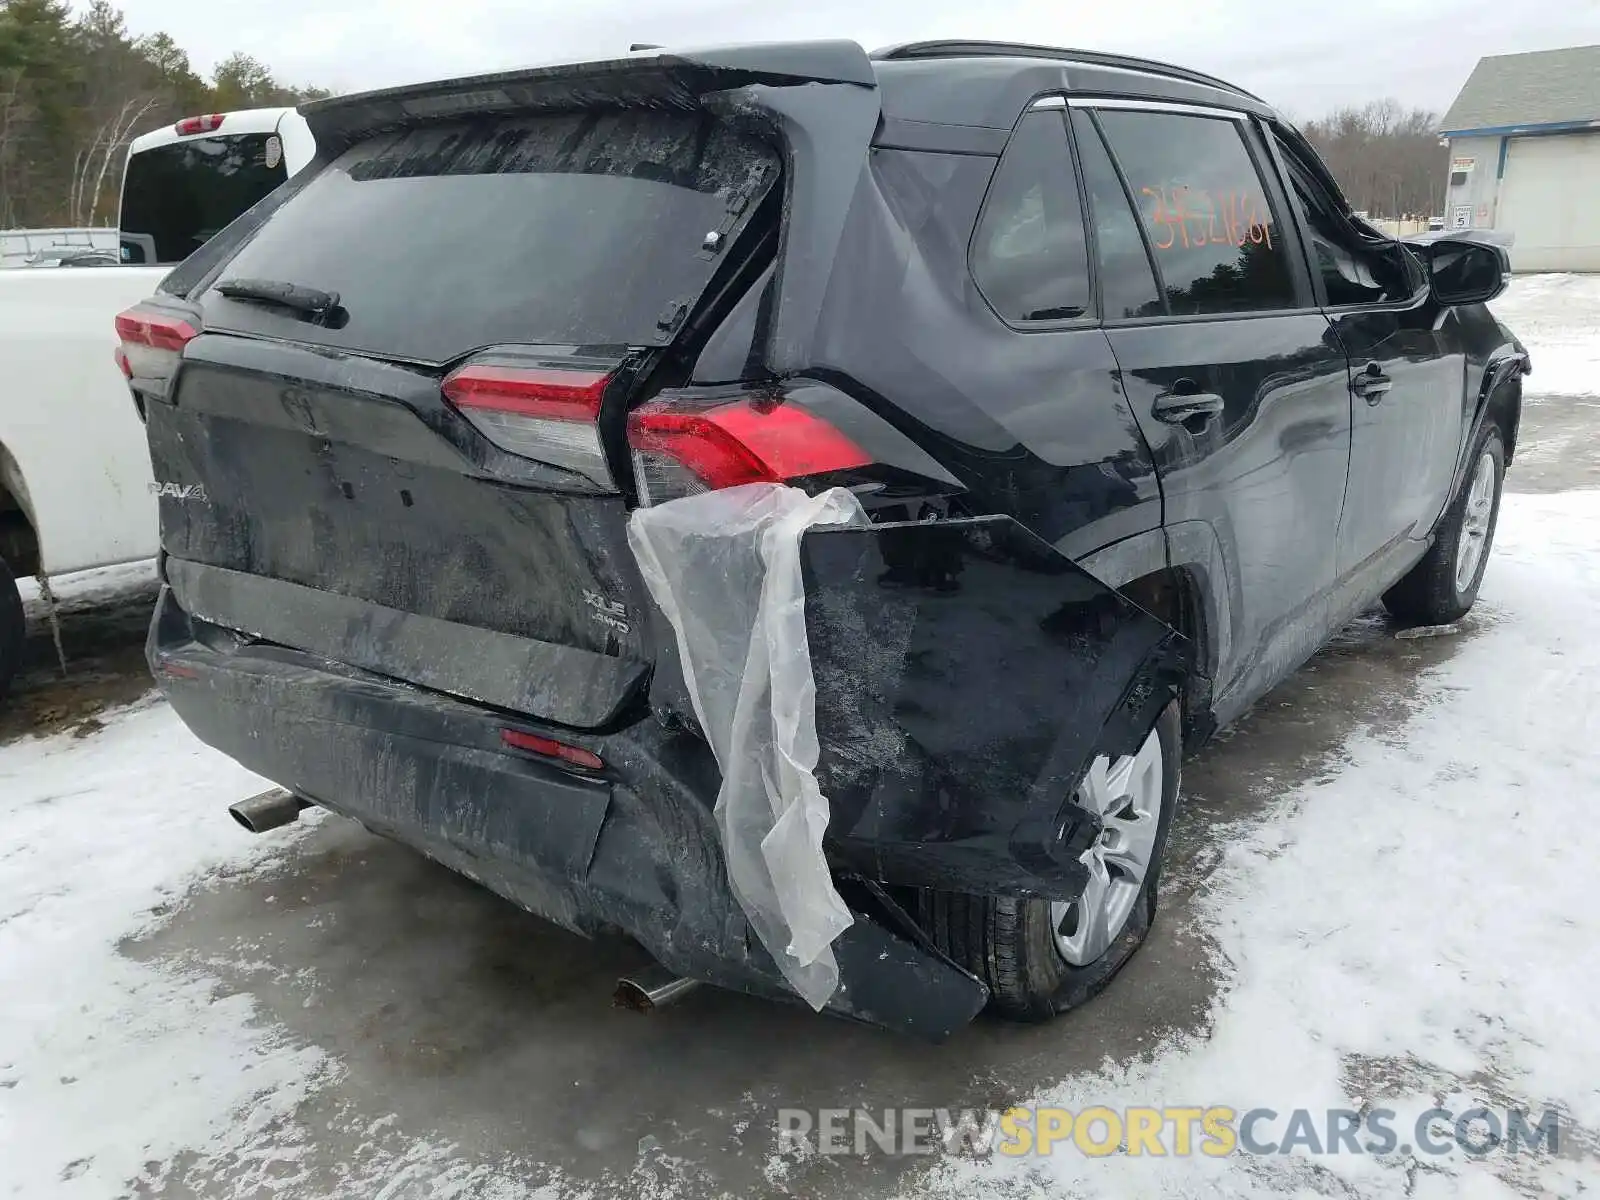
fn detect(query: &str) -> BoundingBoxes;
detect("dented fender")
[802,515,1191,901]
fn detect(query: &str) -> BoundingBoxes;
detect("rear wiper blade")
[216,277,342,320]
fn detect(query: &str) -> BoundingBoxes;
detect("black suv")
[123,40,1527,1038]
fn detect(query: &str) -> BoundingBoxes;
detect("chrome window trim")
[1064,97,1252,121]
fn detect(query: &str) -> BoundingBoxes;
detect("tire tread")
[920,703,1181,1023]
[1384,427,1504,625]
[0,558,24,701]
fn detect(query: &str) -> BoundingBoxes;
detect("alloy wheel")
[1051,726,1165,966]
[1455,451,1496,594]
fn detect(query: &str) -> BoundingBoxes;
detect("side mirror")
[1427,239,1510,306]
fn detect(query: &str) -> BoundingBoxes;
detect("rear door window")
[199,112,781,365]
[1070,109,1165,320]
[120,134,288,265]
[1094,109,1297,317]
[970,110,1090,323]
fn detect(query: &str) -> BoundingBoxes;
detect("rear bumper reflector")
[502,728,605,771]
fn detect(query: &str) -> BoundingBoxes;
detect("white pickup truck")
[0,107,314,695]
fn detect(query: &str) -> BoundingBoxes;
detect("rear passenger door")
[1070,101,1354,721]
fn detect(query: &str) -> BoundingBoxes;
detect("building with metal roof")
[1440,45,1600,271]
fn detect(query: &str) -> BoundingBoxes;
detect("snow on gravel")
[1491,274,1600,399]
[7,502,1599,1200]
[920,489,1600,1199]
[13,560,157,610]
[0,703,330,1198]
[1,278,1597,1197]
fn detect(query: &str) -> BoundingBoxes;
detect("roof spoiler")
[300,40,878,146]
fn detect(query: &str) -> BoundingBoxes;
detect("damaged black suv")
[123,40,1526,1038]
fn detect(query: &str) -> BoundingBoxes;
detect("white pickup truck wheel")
[0,557,23,700]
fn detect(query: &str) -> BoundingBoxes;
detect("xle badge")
[582,589,630,634]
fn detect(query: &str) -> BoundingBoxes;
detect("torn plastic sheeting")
[626,483,866,1010]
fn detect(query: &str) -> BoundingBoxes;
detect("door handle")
[1152,385,1225,427]
[1352,361,1393,403]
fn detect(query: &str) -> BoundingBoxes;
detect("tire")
[920,702,1182,1022]
[1383,426,1505,626]
[0,557,24,701]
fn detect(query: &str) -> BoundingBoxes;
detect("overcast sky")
[109,0,1600,118]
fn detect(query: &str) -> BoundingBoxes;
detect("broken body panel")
[131,42,1234,1031]
[130,39,1512,1030]
[151,507,1184,1037]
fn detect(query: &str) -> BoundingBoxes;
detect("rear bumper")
[148,587,989,1038]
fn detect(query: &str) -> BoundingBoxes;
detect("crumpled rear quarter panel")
[803,516,1190,900]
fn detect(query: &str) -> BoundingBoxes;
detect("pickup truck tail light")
[626,394,871,506]
[441,359,616,490]
[175,114,225,135]
[114,306,198,382]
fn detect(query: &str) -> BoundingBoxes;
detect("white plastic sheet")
[627,483,867,1010]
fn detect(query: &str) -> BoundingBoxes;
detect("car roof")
[869,41,1276,129]
[307,40,1276,145]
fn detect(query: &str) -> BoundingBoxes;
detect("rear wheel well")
[1119,566,1212,747]
[0,444,40,578]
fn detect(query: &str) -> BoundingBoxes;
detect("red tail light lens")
[501,729,604,771]
[115,309,198,352]
[442,364,609,421]
[627,395,871,505]
[442,360,615,489]
[175,114,226,135]
[114,305,198,382]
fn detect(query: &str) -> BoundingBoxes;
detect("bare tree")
[68,93,155,224]
[0,1,327,227]
[1300,100,1446,219]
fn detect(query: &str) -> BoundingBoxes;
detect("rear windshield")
[121,133,288,265]
[199,112,782,364]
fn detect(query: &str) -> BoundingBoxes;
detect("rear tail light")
[501,729,605,771]
[627,394,871,505]
[114,305,198,382]
[174,113,225,136]
[442,359,615,489]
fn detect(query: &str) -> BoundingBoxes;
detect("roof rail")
[870,40,1262,104]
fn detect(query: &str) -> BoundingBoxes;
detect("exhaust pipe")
[228,788,308,834]
[614,965,701,1013]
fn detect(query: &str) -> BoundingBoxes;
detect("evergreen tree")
[0,0,326,227]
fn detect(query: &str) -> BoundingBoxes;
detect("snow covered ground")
[925,488,1600,1200]
[1,276,1597,1199]
[1488,273,1600,400]
[0,706,328,1197]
